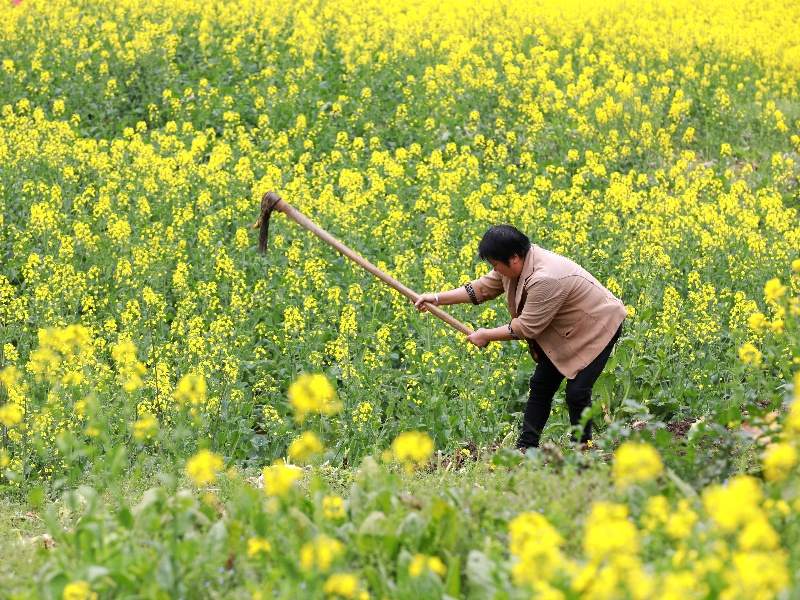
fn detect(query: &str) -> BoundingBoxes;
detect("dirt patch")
[666,419,697,439]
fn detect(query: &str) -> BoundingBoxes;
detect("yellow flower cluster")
[390,431,434,472]
[62,581,97,600]
[185,449,224,486]
[27,324,94,385]
[173,372,207,406]
[262,461,303,497]
[111,338,146,392]
[0,402,24,427]
[288,373,342,423]
[300,535,344,573]
[323,572,368,599]
[322,495,346,520]
[287,430,324,463]
[508,512,566,585]
[132,412,158,442]
[612,441,664,489]
[408,553,446,578]
[246,537,272,558]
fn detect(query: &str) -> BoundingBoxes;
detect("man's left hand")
[467,328,490,348]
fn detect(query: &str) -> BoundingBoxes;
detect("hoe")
[252,191,474,337]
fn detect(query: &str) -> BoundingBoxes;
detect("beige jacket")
[467,244,627,379]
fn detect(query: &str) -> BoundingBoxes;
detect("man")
[413,225,626,451]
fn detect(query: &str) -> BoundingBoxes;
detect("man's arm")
[466,268,504,304]
[414,268,505,311]
[478,323,517,342]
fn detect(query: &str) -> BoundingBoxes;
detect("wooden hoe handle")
[253,192,474,336]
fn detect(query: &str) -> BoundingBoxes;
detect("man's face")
[488,254,524,278]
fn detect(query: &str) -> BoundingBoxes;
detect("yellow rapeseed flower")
[612,442,664,489]
[300,535,344,573]
[702,475,763,532]
[408,553,446,578]
[323,495,346,520]
[722,551,789,598]
[0,403,24,427]
[508,512,565,586]
[584,502,639,561]
[762,443,797,482]
[287,430,324,463]
[132,412,158,441]
[763,278,787,303]
[0,365,21,388]
[738,516,780,551]
[747,312,768,332]
[185,449,224,486]
[62,580,97,600]
[173,372,207,406]
[111,338,146,392]
[288,373,341,422]
[323,572,365,599]
[665,499,698,540]
[738,342,762,366]
[262,461,302,497]
[247,537,272,557]
[390,430,434,472]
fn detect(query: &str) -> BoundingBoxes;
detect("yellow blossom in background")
[300,535,344,573]
[132,412,158,441]
[795,371,800,405]
[390,430,434,472]
[247,537,272,557]
[738,342,762,366]
[747,312,768,332]
[408,553,446,578]
[27,324,94,384]
[665,499,698,540]
[508,512,566,585]
[0,403,24,427]
[0,365,21,389]
[62,580,97,600]
[173,372,207,406]
[262,461,302,497]
[641,495,669,531]
[791,259,800,273]
[763,278,787,303]
[111,338,146,392]
[612,441,664,489]
[702,475,763,532]
[584,502,639,561]
[287,430,324,463]
[288,373,341,422]
[737,515,780,551]
[185,449,224,486]
[323,495,346,520]
[722,551,789,599]
[769,318,784,334]
[762,443,797,482]
[323,573,366,599]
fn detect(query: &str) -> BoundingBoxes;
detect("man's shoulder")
[530,247,582,282]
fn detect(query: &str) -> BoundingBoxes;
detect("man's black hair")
[477,224,531,264]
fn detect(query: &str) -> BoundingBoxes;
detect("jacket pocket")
[565,312,594,339]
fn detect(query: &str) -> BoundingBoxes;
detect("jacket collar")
[510,245,537,317]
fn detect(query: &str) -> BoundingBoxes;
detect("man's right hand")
[414,293,437,312]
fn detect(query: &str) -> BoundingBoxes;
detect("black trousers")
[516,322,623,449]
